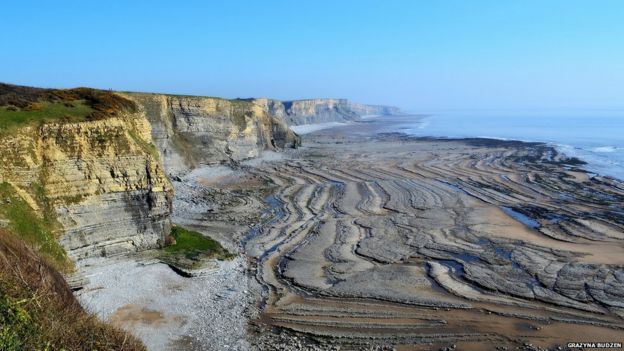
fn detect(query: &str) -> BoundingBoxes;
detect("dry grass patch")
[0,230,145,351]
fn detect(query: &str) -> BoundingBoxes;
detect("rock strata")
[245,130,624,350]
[252,98,400,125]
[0,106,172,260]
[129,94,300,176]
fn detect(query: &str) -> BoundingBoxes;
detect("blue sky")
[1,0,623,110]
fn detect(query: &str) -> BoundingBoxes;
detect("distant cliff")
[252,98,401,126]
[129,94,300,176]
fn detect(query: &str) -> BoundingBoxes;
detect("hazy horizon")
[2,0,623,111]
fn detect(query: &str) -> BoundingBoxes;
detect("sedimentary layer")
[252,98,400,126]
[0,98,172,260]
[245,131,624,350]
[128,93,300,176]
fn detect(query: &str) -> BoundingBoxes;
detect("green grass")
[161,226,234,269]
[0,182,69,271]
[165,226,233,260]
[0,100,93,131]
[128,128,161,160]
[0,293,33,351]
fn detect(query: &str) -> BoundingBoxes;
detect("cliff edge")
[252,98,401,126]
[0,84,172,262]
[128,93,300,176]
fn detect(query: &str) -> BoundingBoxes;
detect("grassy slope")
[0,82,137,133]
[0,230,145,351]
[0,100,93,131]
[0,182,70,271]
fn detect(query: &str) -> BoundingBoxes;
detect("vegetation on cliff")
[0,83,137,132]
[0,230,145,351]
[0,100,93,130]
[0,182,70,271]
[0,83,164,350]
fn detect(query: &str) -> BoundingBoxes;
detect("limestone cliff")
[128,93,300,176]
[0,85,301,262]
[0,99,172,260]
[252,98,401,126]
[345,101,401,117]
[0,84,388,264]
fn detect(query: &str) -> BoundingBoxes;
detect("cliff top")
[124,92,400,113]
[0,83,401,133]
[0,83,137,131]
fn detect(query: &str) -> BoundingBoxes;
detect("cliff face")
[252,98,400,126]
[345,101,401,117]
[128,94,300,176]
[0,84,390,264]
[0,86,303,262]
[0,107,172,260]
[0,229,146,350]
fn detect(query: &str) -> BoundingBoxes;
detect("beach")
[78,119,624,350]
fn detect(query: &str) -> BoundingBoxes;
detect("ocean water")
[379,110,624,180]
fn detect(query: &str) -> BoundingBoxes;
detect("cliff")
[252,98,401,126]
[127,93,300,176]
[0,84,304,263]
[0,85,172,262]
[345,101,401,117]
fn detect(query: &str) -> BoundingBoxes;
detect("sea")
[372,110,624,180]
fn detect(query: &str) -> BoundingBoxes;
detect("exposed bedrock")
[0,107,172,261]
[252,98,401,126]
[129,93,300,176]
[246,134,624,349]
[126,92,303,253]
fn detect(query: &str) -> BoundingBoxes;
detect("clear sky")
[1,0,623,110]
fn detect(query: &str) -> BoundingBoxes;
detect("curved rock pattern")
[247,134,624,349]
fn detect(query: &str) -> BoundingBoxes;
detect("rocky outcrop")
[128,94,300,176]
[247,133,624,348]
[252,98,400,125]
[0,87,303,262]
[0,107,172,260]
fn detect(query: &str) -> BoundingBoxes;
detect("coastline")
[364,113,624,181]
[247,129,624,350]
[77,120,624,350]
